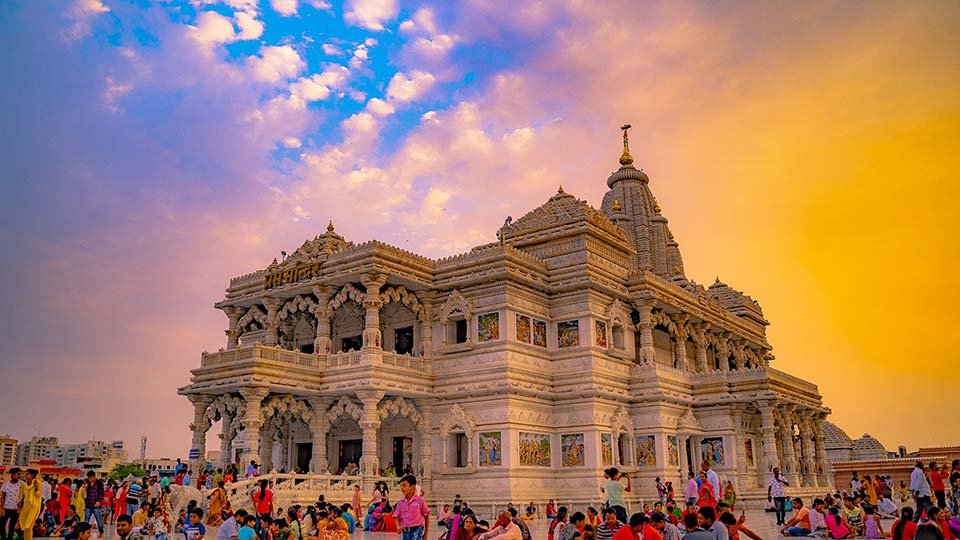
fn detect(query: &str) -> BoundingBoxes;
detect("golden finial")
[327,220,335,232]
[653,199,661,213]
[619,124,634,166]
[612,198,622,212]
[558,184,565,194]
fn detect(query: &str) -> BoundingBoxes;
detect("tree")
[106,463,146,481]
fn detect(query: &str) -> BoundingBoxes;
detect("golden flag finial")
[327,220,335,232]
[612,198,622,212]
[619,123,633,166]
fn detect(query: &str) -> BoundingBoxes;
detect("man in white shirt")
[700,461,721,501]
[910,461,933,521]
[0,468,22,540]
[41,476,52,503]
[767,467,790,526]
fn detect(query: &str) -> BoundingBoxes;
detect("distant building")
[135,458,179,478]
[15,436,59,466]
[0,460,81,481]
[50,440,129,472]
[0,435,16,467]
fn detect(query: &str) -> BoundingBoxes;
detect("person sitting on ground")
[454,514,481,540]
[680,513,711,540]
[780,498,813,537]
[523,502,537,521]
[610,513,646,540]
[699,507,727,540]
[914,523,945,540]
[546,500,557,520]
[560,513,585,540]
[507,508,532,540]
[877,495,899,519]
[585,507,601,528]
[825,506,852,539]
[891,508,917,540]
[595,508,621,540]
[477,512,522,540]
[842,497,864,537]
[650,513,680,540]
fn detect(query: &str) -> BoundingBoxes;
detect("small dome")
[823,421,854,450]
[851,433,888,461]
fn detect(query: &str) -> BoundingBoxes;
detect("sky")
[0,0,958,459]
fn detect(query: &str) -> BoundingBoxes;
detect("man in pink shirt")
[394,475,429,540]
[684,472,698,506]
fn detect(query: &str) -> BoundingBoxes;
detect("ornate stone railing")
[209,473,402,512]
[379,351,429,373]
[319,350,363,369]
[200,344,319,368]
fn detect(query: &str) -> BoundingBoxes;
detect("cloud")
[344,0,398,31]
[398,7,437,35]
[247,45,304,83]
[304,0,332,11]
[282,137,302,148]
[386,70,436,103]
[409,34,457,60]
[365,97,394,116]
[65,0,109,41]
[102,76,133,112]
[190,11,237,47]
[289,64,349,101]
[322,43,343,56]
[271,0,298,17]
[235,11,264,40]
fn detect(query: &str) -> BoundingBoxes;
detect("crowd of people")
[3,456,960,540]
[765,459,960,539]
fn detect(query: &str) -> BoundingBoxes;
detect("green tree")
[106,463,146,481]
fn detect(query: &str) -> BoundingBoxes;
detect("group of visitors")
[767,459,960,539]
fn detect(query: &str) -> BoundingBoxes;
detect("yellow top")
[18,477,42,529]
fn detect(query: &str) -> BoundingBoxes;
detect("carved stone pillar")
[758,401,779,485]
[635,299,656,364]
[307,398,332,473]
[361,274,387,349]
[814,414,832,487]
[239,386,268,468]
[716,335,730,372]
[732,340,747,370]
[260,427,274,472]
[312,286,335,355]
[731,406,748,486]
[799,415,818,488]
[777,406,801,486]
[278,423,290,471]
[262,297,283,346]
[678,434,689,477]
[416,399,434,479]
[188,395,214,473]
[417,291,436,359]
[224,306,244,349]
[218,414,235,467]
[357,390,385,476]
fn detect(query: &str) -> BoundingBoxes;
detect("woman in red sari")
[114,483,127,519]
[697,471,717,512]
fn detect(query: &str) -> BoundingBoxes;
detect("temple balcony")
[186,344,433,395]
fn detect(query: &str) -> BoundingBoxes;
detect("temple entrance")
[338,439,362,472]
[393,436,413,474]
[296,443,312,473]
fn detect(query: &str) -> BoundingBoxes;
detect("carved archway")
[202,394,246,434]
[378,396,422,428]
[611,406,635,468]
[439,404,476,469]
[379,286,426,321]
[329,284,366,312]
[237,306,268,336]
[278,295,319,320]
[322,396,363,426]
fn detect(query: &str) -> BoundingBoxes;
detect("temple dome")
[851,433,889,461]
[600,126,685,280]
[823,421,854,450]
[501,186,625,241]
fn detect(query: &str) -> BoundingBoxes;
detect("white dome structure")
[851,433,889,461]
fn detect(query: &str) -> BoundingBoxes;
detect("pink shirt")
[394,495,430,529]
[685,479,698,499]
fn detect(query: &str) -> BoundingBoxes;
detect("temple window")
[612,323,625,349]
[394,326,414,355]
[452,318,468,344]
[299,343,314,354]
[448,432,468,468]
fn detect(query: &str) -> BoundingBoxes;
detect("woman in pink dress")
[114,483,127,519]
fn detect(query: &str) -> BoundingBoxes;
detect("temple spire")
[619,123,634,166]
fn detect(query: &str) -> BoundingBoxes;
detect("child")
[863,505,884,539]
[184,509,206,540]
[151,506,171,540]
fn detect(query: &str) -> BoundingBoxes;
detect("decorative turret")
[601,124,684,280]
